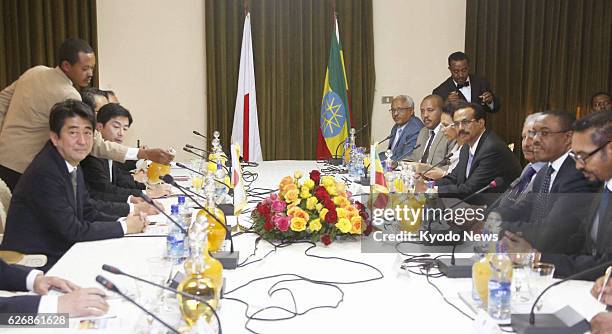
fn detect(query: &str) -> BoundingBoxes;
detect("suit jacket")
[0,259,40,313]
[437,130,521,205]
[0,141,125,271]
[488,162,544,212]
[0,66,128,174]
[407,126,456,168]
[385,116,423,161]
[80,155,145,203]
[432,74,501,113]
[499,155,601,253]
[541,184,612,280]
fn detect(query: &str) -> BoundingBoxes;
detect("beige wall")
[371,0,466,143]
[96,0,465,160]
[96,0,206,162]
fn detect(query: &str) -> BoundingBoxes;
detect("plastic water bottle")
[167,204,186,262]
[488,243,513,321]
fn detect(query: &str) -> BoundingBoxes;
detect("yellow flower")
[287,206,300,216]
[335,218,352,233]
[350,216,363,234]
[325,185,337,196]
[333,196,349,208]
[290,217,307,232]
[336,207,348,219]
[287,199,301,209]
[285,189,299,202]
[315,203,323,212]
[303,179,315,190]
[336,181,346,195]
[294,170,303,179]
[207,162,217,173]
[284,183,297,192]
[293,209,310,222]
[321,176,335,187]
[319,208,329,221]
[309,218,322,232]
[306,196,319,210]
[346,205,359,219]
[300,186,311,199]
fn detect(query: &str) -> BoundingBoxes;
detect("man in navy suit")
[0,259,108,316]
[433,52,500,114]
[503,110,611,280]
[0,100,147,271]
[385,95,423,161]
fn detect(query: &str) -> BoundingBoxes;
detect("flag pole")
[244,0,249,16]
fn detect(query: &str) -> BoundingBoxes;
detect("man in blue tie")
[503,110,611,280]
[385,95,423,161]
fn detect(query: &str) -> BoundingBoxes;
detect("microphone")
[140,194,187,234]
[330,123,370,165]
[511,260,612,333]
[392,143,422,162]
[419,152,454,177]
[101,265,222,334]
[160,175,238,269]
[175,162,234,196]
[186,144,229,159]
[377,134,392,146]
[193,130,208,141]
[448,177,504,209]
[183,147,231,173]
[96,275,180,334]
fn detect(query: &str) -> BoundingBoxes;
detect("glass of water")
[529,262,555,309]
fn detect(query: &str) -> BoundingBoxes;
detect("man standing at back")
[433,51,500,114]
[0,38,172,190]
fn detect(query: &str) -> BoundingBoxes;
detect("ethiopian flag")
[316,13,353,159]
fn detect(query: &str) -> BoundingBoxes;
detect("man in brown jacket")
[0,38,172,190]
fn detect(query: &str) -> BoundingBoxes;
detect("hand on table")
[423,167,446,180]
[33,275,79,295]
[134,201,160,215]
[591,312,612,334]
[501,231,534,254]
[125,212,148,234]
[592,275,612,305]
[147,184,172,198]
[58,288,109,317]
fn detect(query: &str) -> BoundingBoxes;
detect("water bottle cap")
[177,195,185,204]
[170,204,179,214]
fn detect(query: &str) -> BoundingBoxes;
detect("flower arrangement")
[251,170,371,245]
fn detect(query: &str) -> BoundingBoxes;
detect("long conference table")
[5,161,607,333]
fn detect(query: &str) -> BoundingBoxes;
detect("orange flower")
[279,176,293,191]
[350,216,362,234]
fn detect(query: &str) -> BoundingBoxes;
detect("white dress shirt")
[547,151,571,192]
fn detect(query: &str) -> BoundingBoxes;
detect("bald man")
[408,94,456,168]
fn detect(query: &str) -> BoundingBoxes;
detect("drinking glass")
[529,262,555,309]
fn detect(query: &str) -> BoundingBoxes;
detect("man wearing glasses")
[385,95,423,161]
[500,111,600,254]
[435,101,520,204]
[502,112,610,280]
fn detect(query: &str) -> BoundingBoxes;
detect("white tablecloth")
[7,161,607,333]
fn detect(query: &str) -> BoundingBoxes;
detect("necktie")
[70,169,78,204]
[513,165,537,196]
[530,165,554,224]
[465,151,474,178]
[420,130,436,163]
[391,127,403,151]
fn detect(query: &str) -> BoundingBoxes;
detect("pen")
[597,266,612,304]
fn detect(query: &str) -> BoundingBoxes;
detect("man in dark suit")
[503,110,611,280]
[435,102,520,204]
[0,100,147,271]
[81,103,148,203]
[488,112,546,211]
[433,51,500,114]
[384,95,423,161]
[499,111,601,253]
[0,259,108,316]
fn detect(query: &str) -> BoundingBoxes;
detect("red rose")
[363,223,373,236]
[321,234,332,245]
[325,209,338,224]
[256,202,271,217]
[314,186,330,202]
[263,219,274,231]
[354,201,366,213]
[309,170,321,184]
[324,198,335,211]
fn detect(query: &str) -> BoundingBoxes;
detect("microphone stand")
[96,275,180,334]
[183,147,231,170]
[101,265,222,334]
[328,123,370,166]
[141,194,187,235]
[175,162,234,197]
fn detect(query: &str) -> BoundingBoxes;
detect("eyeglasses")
[527,129,570,138]
[451,118,478,128]
[569,141,610,164]
[389,107,411,114]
